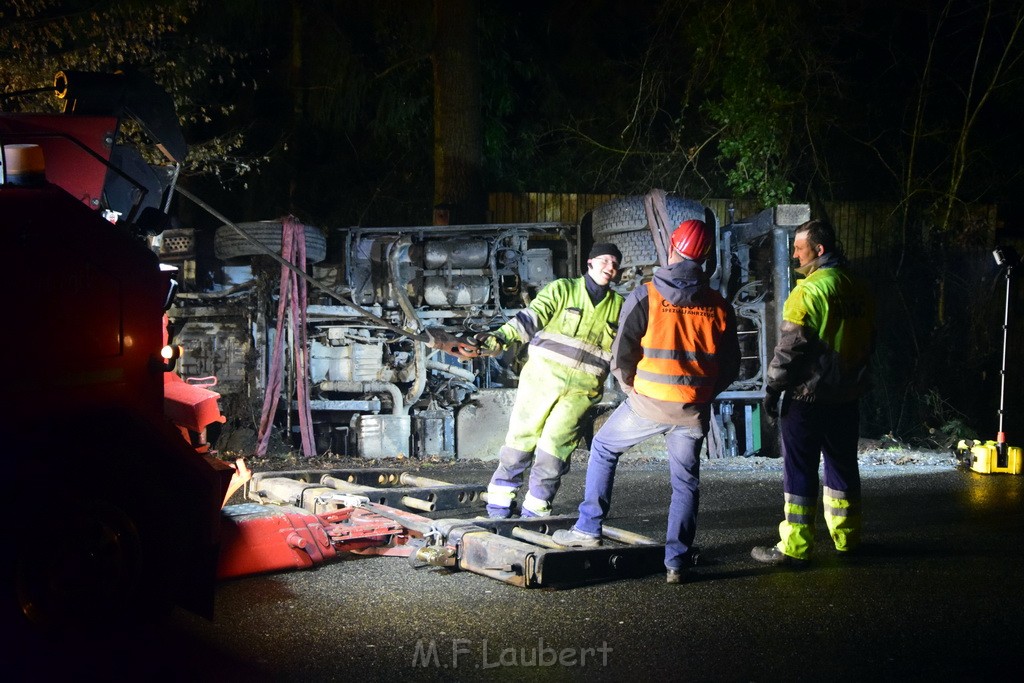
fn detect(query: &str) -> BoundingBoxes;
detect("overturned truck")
[167,195,809,461]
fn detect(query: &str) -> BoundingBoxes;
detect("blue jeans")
[575,399,705,570]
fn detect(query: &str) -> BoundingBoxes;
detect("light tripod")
[992,246,1019,466]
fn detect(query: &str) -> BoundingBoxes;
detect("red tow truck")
[2,70,235,630]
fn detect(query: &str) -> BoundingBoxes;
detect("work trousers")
[778,399,862,558]
[574,399,705,570]
[486,361,598,517]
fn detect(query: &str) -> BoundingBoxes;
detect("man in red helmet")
[553,218,740,584]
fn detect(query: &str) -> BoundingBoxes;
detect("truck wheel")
[214,220,327,263]
[591,195,710,270]
[14,498,144,632]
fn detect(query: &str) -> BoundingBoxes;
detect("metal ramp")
[222,470,666,587]
[246,468,486,514]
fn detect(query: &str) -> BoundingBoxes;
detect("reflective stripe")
[825,500,858,519]
[641,347,718,362]
[529,334,611,376]
[824,486,853,500]
[784,492,816,507]
[785,511,814,525]
[825,505,850,518]
[487,484,516,507]
[784,493,815,526]
[533,330,612,362]
[522,492,552,516]
[635,368,715,386]
[506,309,540,341]
[824,488,859,520]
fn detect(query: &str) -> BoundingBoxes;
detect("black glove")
[474,332,503,355]
[763,385,782,421]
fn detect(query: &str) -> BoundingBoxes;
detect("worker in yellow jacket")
[484,243,624,518]
[752,218,876,567]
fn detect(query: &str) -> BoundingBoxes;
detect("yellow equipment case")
[958,440,1023,475]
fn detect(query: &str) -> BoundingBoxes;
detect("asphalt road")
[11,454,1024,682]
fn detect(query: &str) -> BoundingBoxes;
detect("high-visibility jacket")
[768,256,875,403]
[634,281,733,403]
[493,276,623,385]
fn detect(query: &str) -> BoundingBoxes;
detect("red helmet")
[670,219,712,260]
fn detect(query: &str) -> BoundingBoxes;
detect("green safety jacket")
[493,276,623,389]
[768,255,876,403]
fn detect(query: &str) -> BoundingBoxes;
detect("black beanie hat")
[588,242,622,263]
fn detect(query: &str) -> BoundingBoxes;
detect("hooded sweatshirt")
[611,259,740,426]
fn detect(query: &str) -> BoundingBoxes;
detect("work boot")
[551,527,602,548]
[750,545,809,568]
[665,567,688,584]
[834,544,864,562]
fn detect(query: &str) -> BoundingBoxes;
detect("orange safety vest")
[634,281,729,404]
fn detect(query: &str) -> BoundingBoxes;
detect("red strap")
[255,216,316,457]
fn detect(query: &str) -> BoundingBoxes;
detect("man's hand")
[473,333,503,355]
[425,329,501,359]
[762,385,782,423]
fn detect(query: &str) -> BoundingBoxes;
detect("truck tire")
[214,220,327,263]
[13,497,145,632]
[11,413,224,634]
[591,195,709,269]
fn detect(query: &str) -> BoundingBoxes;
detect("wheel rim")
[16,500,142,629]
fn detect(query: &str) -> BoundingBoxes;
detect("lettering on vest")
[661,299,717,319]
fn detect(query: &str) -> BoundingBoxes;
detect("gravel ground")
[232,440,960,485]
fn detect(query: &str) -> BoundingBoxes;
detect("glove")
[762,385,782,422]
[473,333,503,356]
